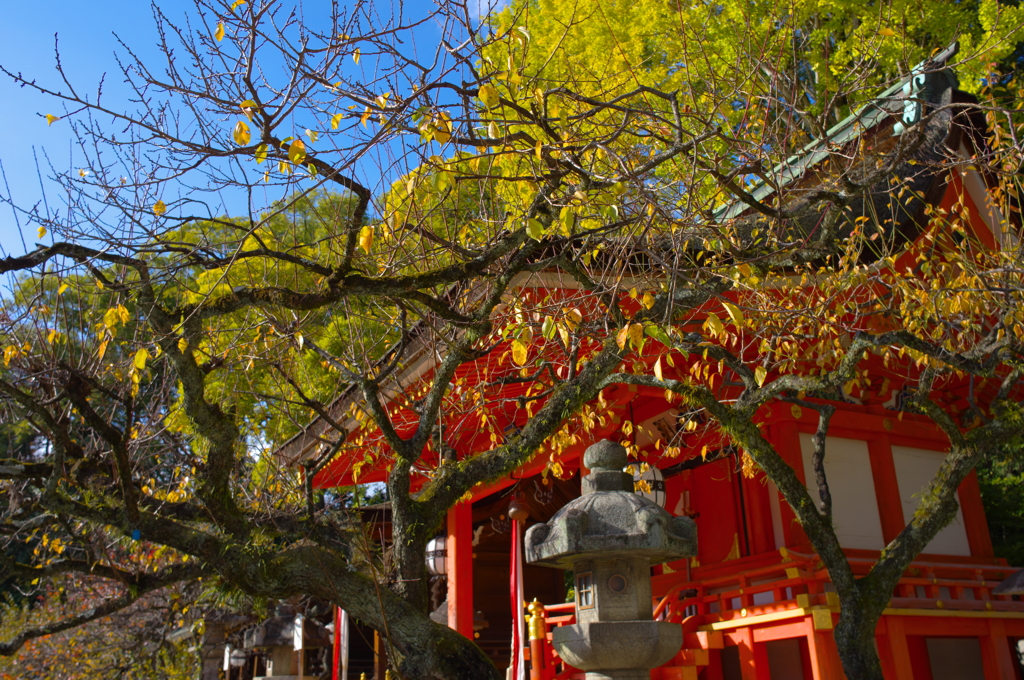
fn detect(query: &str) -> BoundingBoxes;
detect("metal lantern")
[630,462,667,509]
[508,497,530,522]
[229,649,247,668]
[425,535,448,576]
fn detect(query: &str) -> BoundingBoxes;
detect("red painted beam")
[959,470,995,558]
[867,435,906,544]
[446,502,474,639]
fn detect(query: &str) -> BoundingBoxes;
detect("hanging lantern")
[425,535,448,576]
[630,462,666,508]
[508,497,530,522]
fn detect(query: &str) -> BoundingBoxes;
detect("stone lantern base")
[552,619,681,680]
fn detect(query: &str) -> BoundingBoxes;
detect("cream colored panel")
[891,445,971,556]
[800,434,885,550]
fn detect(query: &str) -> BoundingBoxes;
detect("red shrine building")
[280,47,1024,679]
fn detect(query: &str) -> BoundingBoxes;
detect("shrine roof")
[275,43,993,491]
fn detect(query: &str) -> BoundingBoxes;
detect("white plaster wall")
[891,445,971,556]
[800,434,885,550]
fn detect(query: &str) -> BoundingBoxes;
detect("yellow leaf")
[559,206,575,236]
[353,48,361,64]
[45,114,60,126]
[478,83,500,109]
[58,283,68,295]
[47,329,57,344]
[616,325,630,350]
[134,348,148,370]
[627,323,644,350]
[239,99,257,118]
[37,226,46,239]
[511,339,528,366]
[305,128,319,143]
[214,22,225,42]
[331,113,344,130]
[358,225,375,253]
[98,338,109,360]
[704,313,724,338]
[104,307,122,329]
[288,139,307,164]
[432,113,451,144]
[3,345,17,367]
[231,0,246,10]
[360,107,372,127]
[232,120,251,145]
[654,357,664,381]
[254,143,268,164]
[641,292,655,310]
[722,301,744,327]
[565,308,582,330]
[178,338,188,353]
[754,366,767,387]
[878,27,896,37]
[488,121,499,139]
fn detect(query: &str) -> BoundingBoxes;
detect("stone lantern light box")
[525,440,697,680]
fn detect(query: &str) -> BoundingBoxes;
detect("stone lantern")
[525,440,697,680]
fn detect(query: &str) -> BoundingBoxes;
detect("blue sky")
[0,0,166,256]
[0,0,504,257]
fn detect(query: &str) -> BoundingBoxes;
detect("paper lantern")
[631,463,666,508]
[425,535,447,576]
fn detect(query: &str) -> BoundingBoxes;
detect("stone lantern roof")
[525,439,696,569]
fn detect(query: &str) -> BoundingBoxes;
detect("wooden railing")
[526,549,1023,679]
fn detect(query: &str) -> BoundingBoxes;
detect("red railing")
[526,549,1023,679]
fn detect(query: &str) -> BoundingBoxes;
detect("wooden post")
[874,616,900,680]
[867,435,905,544]
[527,599,547,680]
[731,628,769,680]
[981,619,1018,680]
[741,471,775,554]
[804,617,845,680]
[446,501,475,638]
[771,421,809,547]
[883,616,916,680]
[373,631,388,680]
[959,470,995,558]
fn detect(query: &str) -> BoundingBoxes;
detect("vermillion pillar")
[446,501,474,638]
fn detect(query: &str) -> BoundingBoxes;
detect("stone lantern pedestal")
[525,440,697,680]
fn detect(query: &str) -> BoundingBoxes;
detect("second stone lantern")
[525,440,697,680]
